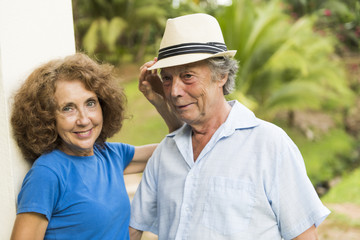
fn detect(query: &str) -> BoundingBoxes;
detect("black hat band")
[158,42,227,60]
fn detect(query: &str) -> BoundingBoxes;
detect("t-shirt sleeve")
[17,165,60,221]
[109,142,135,169]
[268,133,330,240]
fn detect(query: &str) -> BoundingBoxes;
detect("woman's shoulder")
[96,142,135,167]
[32,149,72,175]
[98,142,134,155]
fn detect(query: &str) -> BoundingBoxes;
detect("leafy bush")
[110,79,170,145]
[283,0,360,53]
[322,167,360,204]
[286,127,357,185]
[217,0,354,118]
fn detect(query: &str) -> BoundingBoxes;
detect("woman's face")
[54,79,103,156]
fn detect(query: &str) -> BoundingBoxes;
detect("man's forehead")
[160,61,206,75]
[160,66,187,75]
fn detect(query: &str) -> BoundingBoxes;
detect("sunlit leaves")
[83,17,127,54]
[217,0,354,117]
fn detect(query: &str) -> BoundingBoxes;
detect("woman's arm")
[124,144,158,174]
[129,226,143,240]
[138,58,183,133]
[11,212,48,240]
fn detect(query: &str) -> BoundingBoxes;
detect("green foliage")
[110,80,169,145]
[283,0,360,53]
[216,0,354,117]
[286,127,357,185]
[316,0,360,53]
[73,0,209,65]
[74,0,167,64]
[83,17,127,56]
[322,167,360,205]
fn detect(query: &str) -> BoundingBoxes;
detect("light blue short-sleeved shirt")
[130,100,330,240]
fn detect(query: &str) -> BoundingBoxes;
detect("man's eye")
[161,77,171,86]
[184,74,192,79]
[161,76,171,82]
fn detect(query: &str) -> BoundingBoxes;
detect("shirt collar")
[225,100,260,129]
[167,100,260,138]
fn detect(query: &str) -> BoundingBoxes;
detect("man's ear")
[218,73,228,88]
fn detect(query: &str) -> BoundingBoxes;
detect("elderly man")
[129,13,330,240]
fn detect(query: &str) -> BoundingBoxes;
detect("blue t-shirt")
[17,142,135,240]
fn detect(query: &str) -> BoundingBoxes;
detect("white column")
[0,0,75,238]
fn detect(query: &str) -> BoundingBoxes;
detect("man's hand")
[138,58,165,106]
[138,58,183,133]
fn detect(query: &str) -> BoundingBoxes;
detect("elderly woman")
[10,53,180,239]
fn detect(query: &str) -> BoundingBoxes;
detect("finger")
[139,58,159,90]
[151,57,158,75]
[138,67,147,85]
[139,80,151,94]
[139,66,152,80]
[141,59,157,69]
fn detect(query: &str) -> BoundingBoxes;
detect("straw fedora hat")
[148,13,237,70]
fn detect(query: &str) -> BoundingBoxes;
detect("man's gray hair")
[206,57,239,95]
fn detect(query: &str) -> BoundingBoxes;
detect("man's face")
[160,60,225,126]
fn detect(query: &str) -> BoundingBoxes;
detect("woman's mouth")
[75,128,92,137]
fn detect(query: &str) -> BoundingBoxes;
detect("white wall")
[0,0,75,238]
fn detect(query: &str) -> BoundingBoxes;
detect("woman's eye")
[87,100,96,107]
[62,106,73,112]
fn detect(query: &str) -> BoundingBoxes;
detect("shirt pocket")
[201,176,256,235]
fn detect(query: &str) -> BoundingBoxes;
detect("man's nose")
[171,77,184,98]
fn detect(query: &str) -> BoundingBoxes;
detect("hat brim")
[148,50,237,70]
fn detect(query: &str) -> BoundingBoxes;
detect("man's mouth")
[176,103,192,109]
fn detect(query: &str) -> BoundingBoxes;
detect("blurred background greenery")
[72,0,360,237]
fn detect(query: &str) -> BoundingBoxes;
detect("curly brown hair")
[11,53,127,163]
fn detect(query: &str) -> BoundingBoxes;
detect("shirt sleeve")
[268,133,330,240]
[17,165,60,221]
[130,149,159,234]
[109,142,135,169]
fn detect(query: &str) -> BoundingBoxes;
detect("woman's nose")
[75,109,91,125]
